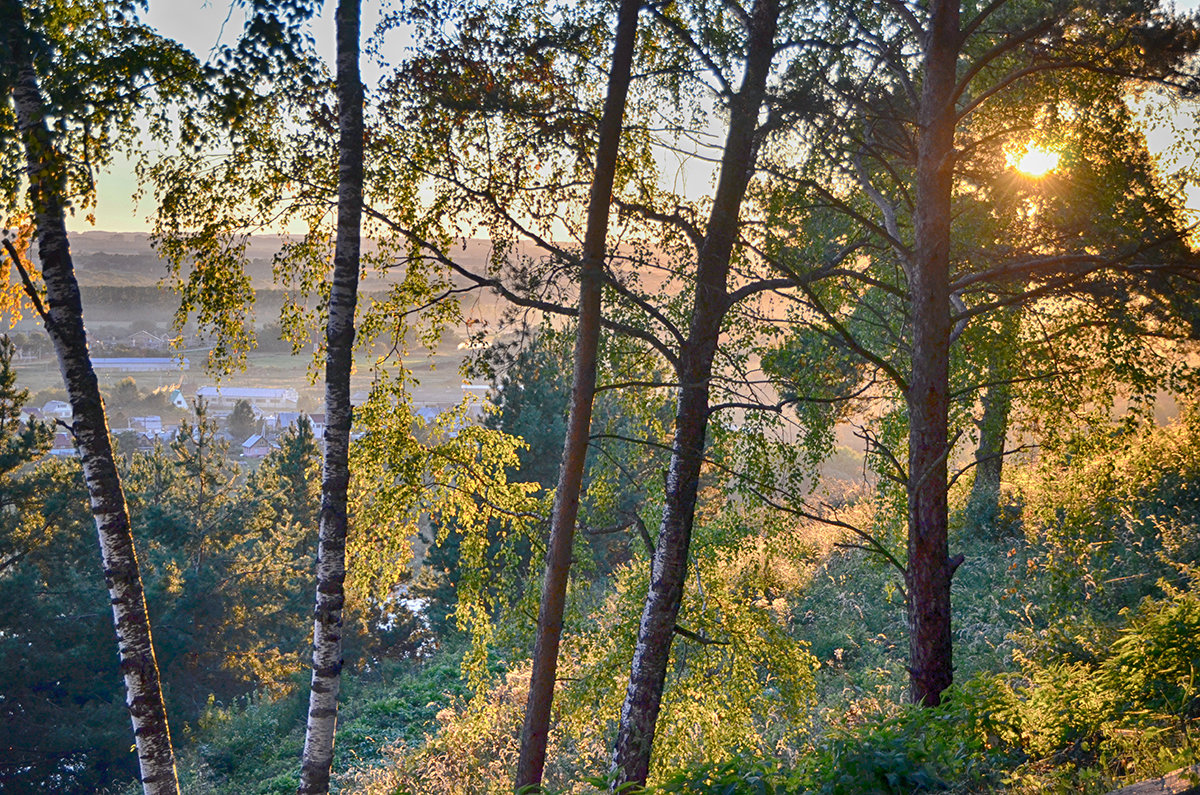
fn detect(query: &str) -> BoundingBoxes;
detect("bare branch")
[3,239,51,326]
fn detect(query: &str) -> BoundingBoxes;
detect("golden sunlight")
[1008,144,1061,177]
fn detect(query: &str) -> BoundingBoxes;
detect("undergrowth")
[168,410,1200,793]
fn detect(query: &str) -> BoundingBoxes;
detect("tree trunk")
[610,0,778,787]
[297,0,362,792]
[515,0,641,789]
[3,3,180,793]
[905,0,960,708]
[966,375,1011,534]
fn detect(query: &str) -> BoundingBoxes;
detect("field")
[14,345,476,409]
[8,232,496,408]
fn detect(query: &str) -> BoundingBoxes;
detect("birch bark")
[2,2,180,792]
[297,0,362,791]
[610,0,778,786]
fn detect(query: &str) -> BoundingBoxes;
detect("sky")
[69,0,1200,235]
[71,0,345,234]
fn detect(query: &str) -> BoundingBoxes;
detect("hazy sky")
[69,0,1200,235]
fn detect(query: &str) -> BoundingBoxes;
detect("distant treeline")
[79,286,308,310]
[80,285,393,307]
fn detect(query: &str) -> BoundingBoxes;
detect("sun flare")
[1009,145,1060,177]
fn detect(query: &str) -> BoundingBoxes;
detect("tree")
[227,398,258,442]
[0,456,131,793]
[0,2,191,790]
[112,376,141,409]
[378,0,848,783]
[517,0,642,786]
[0,336,51,510]
[609,0,789,783]
[777,0,1200,706]
[171,399,236,536]
[901,0,960,709]
[297,0,364,791]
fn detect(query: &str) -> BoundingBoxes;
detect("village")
[12,326,488,464]
[26,380,489,462]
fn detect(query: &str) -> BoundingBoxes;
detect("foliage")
[654,683,1001,795]
[125,654,470,795]
[976,568,1200,793]
[349,369,543,690]
[227,399,258,442]
[366,507,824,792]
[471,322,674,577]
[1014,404,1200,620]
[0,0,201,224]
[0,338,124,792]
[2,381,374,790]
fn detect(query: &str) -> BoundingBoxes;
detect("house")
[127,330,170,350]
[241,433,271,458]
[276,411,326,439]
[307,413,326,439]
[129,416,163,432]
[42,400,72,420]
[276,411,303,429]
[194,386,300,414]
[169,389,188,411]
[48,431,76,457]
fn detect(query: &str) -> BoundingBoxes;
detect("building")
[126,330,171,350]
[129,416,163,432]
[241,434,271,458]
[42,400,72,420]
[92,357,189,372]
[276,411,326,439]
[194,386,300,413]
[48,432,76,457]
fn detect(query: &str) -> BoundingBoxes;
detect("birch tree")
[0,2,190,791]
[297,0,363,791]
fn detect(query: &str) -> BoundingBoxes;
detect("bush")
[988,567,1200,792]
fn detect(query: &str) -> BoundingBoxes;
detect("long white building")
[194,386,300,413]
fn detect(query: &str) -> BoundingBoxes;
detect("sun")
[1008,144,1060,177]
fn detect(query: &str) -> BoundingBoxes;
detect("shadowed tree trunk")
[966,374,1012,534]
[966,305,1019,536]
[297,0,362,791]
[2,3,180,793]
[905,0,960,708]
[610,0,778,786]
[515,0,641,789]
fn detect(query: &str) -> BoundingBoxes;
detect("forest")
[3,0,1200,793]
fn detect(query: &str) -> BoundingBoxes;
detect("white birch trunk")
[297,0,363,791]
[2,3,180,792]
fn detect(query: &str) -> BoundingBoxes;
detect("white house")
[42,400,72,420]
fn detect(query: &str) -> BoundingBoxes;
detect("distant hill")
[65,231,501,290]
[68,232,285,287]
